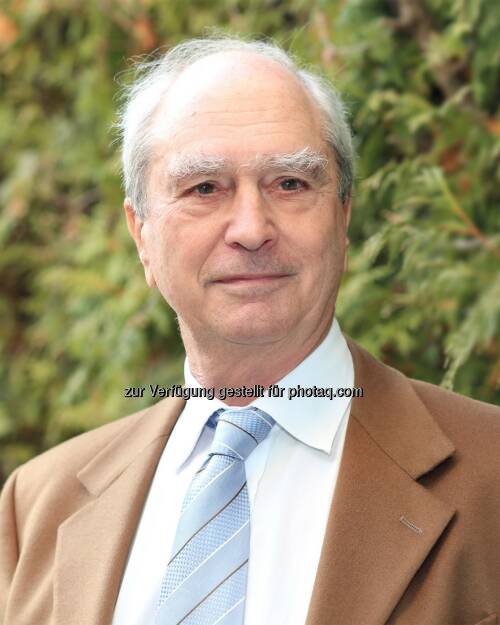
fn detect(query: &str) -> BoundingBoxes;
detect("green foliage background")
[1,0,499,483]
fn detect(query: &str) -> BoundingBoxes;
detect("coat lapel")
[53,397,185,625]
[305,338,456,625]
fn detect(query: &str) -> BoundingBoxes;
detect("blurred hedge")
[1,0,499,483]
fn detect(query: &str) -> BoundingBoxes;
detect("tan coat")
[1,338,500,625]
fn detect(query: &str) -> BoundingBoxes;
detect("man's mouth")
[213,273,294,284]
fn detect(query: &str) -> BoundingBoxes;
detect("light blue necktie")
[155,406,275,625]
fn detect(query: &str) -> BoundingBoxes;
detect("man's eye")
[279,178,306,191]
[194,182,216,195]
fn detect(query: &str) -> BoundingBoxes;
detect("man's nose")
[224,183,276,251]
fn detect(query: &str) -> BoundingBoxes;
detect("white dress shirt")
[112,317,354,625]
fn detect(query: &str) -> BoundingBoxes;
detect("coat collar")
[76,396,185,497]
[345,335,455,480]
[55,338,456,625]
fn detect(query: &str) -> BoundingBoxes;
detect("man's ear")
[342,196,352,273]
[123,198,157,289]
[343,195,352,230]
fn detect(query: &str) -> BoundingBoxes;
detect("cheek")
[294,215,339,266]
[149,219,212,298]
[145,223,181,301]
[294,215,345,289]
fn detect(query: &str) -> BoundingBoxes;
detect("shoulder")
[1,395,183,547]
[22,406,148,474]
[410,378,500,500]
[411,377,500,443]
[347,335,500,484]
[348,334,500,441]
[6,406,150,511]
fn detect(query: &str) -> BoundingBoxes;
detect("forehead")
[149,51,326,166]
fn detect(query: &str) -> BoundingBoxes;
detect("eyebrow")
[163,147,330,189]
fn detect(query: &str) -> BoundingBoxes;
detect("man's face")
[126,52,350,349]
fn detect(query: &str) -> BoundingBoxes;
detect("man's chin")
[215,318,292,347]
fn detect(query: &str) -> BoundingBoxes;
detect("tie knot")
[209,407,275,463]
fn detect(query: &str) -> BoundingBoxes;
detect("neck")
[181,314,334,407]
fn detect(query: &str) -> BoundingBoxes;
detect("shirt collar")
[171,317,354,471]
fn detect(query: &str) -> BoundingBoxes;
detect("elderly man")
[1,37,500,625]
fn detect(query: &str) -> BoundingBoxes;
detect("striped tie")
[155,406,275,625]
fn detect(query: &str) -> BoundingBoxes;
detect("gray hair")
[116,36,355,220]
